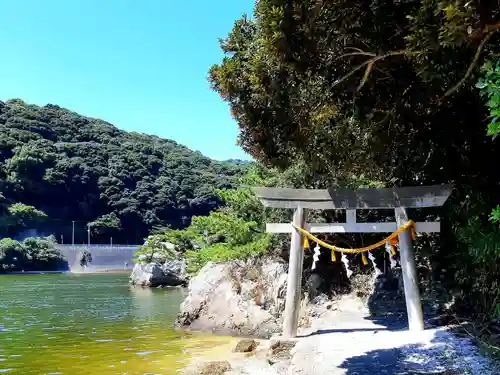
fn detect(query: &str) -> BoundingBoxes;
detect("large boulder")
[175,258,288,338]
[130,259,188,287]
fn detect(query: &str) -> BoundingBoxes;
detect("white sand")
[289,296,498,374]
[184,295,498,374]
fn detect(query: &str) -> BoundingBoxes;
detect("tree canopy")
[139,166,277,274]
[210,0,500,187]
[0,99,249,244]
[0,236,67,272]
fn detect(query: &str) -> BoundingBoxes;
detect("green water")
[0,273,232,375]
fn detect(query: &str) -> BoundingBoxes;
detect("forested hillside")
[0,99,248,244]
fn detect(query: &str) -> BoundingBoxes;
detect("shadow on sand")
[336,330,465,375]
[299,313,409,338]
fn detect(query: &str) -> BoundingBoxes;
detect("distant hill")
[0,99,248,244]
[224,159,253,166]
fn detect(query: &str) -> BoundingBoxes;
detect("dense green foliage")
[0,99,248,244]
[135,235,178,264]
[210,0,500,186]
[209,0,500,329]
[476,60,500,137]
[0,236,67,272]
[138,166,277,274]
[0,200,48,238]
[477,60,500,224]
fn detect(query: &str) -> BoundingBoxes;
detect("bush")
[454,215,500,319]
[0,236,67,272]
[138,166,274,275]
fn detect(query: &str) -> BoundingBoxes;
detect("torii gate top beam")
[252,184,453,210]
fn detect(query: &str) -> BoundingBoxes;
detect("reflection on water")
[128,285,188,321]
[0,273,231,374]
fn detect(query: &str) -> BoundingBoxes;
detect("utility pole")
[61,234,64,244]
[87,223,91,248]
[72,221,75,247]
[110,237,113,248]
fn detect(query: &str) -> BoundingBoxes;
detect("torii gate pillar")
[283,206,307,338]
[395,207,424,331]
[253,185,453,338]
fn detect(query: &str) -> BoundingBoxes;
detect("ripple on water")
[136,351,163,356]
[0,273,233,375]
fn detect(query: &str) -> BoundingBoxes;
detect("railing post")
[395,207,424,331]
[283,206,307,338]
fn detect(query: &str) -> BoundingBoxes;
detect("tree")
[477,59,500,223]
[22,236,66,271]
[0,236,66,272]
[135,234,178,263]
[8,203,47,228]
[143,166,276,274]
[88,212,121,238]
[0,238,24,271]
[0,203,47,237]
[209,0,500,187]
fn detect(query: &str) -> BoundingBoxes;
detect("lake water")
[0,273,233,374]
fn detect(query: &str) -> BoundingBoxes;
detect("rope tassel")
[331,250,336,262]
[385,241,398,269]
[361,252,369,266]
[368,251,383,276]
[311,244,320,271]
[341,254,352,278]
[303,237,310,249]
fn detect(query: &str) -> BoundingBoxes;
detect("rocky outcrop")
[234,339,258,353]
[175,258,288,338]
[130,259,188,287]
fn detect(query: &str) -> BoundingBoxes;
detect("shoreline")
[0,270,67,275]
[180,336,272,375]
[181,295,500,375]
[0,269,132,275]
[70,269,132,274]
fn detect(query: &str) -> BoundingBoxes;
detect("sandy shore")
[186,296,499,375]
[181,337,276,375]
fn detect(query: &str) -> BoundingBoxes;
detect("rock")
[305,273,322,299]
[175,258,288,338]
[130,260,188,287]
[163,259,188,278]
[234,339,258,353]
[198,361,231,375]
[269,340,296,362]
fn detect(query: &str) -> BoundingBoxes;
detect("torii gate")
[253,185,453,338]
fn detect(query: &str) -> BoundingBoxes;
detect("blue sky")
[0,0,254,161]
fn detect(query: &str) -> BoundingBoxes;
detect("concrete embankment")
[55,244,137,272]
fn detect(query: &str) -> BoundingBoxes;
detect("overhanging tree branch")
[444,26,500,97]
[334,50,413,91]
